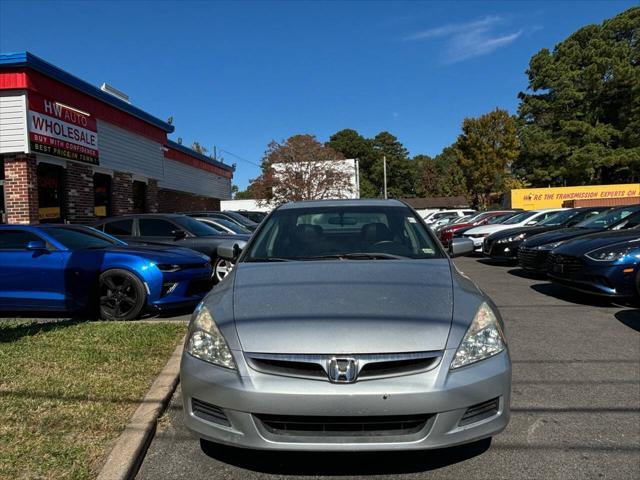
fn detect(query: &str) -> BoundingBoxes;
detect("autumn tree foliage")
[455,109,520,208]
[250,134,353,206]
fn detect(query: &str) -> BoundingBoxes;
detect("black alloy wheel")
[99,269,146,320]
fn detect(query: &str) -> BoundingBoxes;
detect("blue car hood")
[104,244,208,263]
[231,259,454,354]
[522,227,602,248]
[554,230,640,256]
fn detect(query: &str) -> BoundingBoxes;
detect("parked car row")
[447,204,640,299]
[0,209,264,321]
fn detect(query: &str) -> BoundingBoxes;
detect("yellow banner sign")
[511,184,640,209]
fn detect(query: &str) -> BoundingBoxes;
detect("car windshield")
[576,207,639,229]
[503,211,537,225]
[537,210,577,226]
[486,212,518,224]
[45,227,122,250]
[175,216,221,236]
[215,218,251,234]
[244,205,443,261]
[224,211,258,227]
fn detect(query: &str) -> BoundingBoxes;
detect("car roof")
[278,199,407,210]
[95,213,186,222]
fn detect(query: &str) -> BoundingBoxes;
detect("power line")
[217,148,262,168]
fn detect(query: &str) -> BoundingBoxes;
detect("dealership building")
[0,52,233,224]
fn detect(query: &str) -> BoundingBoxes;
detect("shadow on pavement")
[200,438,492,475]
[477,258,516,268]
[507,268,547,280]
[615,309,640,332]
[529,283,618,308]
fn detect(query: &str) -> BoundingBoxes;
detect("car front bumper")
[548,262,639,297]
[180,348,511,451]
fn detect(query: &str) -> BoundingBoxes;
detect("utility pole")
[383,155,388,199]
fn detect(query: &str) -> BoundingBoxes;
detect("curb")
[97,336,185,480]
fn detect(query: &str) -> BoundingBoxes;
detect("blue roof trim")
[0,51,174,133]
[166,140,235,172]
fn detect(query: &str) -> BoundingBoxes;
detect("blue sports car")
[546,228,640,298]
[0,224,213,320]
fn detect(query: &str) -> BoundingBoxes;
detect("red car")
[438,211,519,248]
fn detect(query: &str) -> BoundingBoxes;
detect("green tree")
[455,109,519,208]
[414,148,468,198]
[369,132,415,198]
[516,7,640,185]
[327,129,378,197]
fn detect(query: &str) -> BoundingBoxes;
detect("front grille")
[518,247,549,269]
[185,277,213,296]
[459,398,499,426]
[547,253,583,276]
[191,398,231,427]
[245,352,441,382]
[255,413,432,437]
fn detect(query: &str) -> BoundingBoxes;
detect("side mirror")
[172,229,187,240]
[525,220,538,226]
[449,237,475,257]
[217,240,248,261]
[26,240,48,251]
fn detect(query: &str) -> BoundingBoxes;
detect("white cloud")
[405,15,522,63]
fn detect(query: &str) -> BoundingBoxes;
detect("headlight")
[157,264,182,272]
[451,303,506,369]
[585,243,637,263]
[496,233,526,244]
[186,305,236,369]
[534,241,564,251]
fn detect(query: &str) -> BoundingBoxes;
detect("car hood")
[553,230,640,256]
[465,223,525,235]
[489,225,557,241]
[521,227,602,248]
[231,259,454,354]
[105,244,209,263]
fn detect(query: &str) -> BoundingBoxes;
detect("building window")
[37,163,65,223]
[132,180,147,213]
[94,173,112,218]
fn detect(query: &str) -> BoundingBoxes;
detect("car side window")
[104,219,133,236]
[139,219,179,236]
[0,230,41,249]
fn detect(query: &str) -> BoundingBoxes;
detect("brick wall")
[146,179,159,213]
[3,155,39,224]
[65,162,94,224]
[112,171,134,215]
[158,188,220,213]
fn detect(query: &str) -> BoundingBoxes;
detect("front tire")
[98,269,146,320]
[213,257,234,284]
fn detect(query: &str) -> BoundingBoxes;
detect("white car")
[423,209,476,225]
[462,209,567,249]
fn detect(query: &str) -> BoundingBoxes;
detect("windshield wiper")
[300,252,407,261]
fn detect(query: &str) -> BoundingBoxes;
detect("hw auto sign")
[28,93,99,165]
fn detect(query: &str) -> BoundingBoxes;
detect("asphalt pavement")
[136,256,640,480]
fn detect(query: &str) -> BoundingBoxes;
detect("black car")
[518,205,640,273]
[94,214,250,283]
[234,210,267,223]
[483,207,610,262]
[546,228,640,298]
[185,211,259,231]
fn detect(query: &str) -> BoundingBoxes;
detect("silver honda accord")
[180,199,511,451]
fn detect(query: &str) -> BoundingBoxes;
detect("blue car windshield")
[245,205,443,261]
[45,227,122,250]
[576,207,640,229]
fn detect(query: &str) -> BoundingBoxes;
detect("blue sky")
[0,0,635,189]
